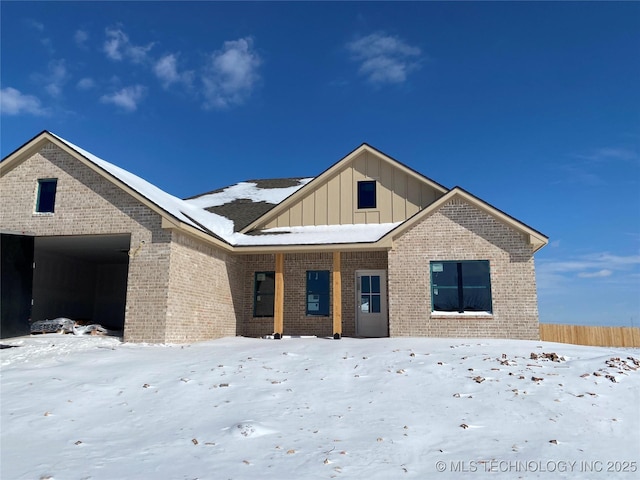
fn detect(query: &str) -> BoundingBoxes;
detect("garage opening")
[2,233,132,338]
[30,234,131,333]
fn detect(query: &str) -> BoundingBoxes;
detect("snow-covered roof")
[232,223,402,246]
[185,178,313,209]
[50,133,236,239]
[184,178,313,232]
[48,133,396,247]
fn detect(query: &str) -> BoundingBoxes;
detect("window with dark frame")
[430,260,492,313]
[253,271,275,317]
[357,180,376,209]
[36,179,58,213]
[306,270,330,316]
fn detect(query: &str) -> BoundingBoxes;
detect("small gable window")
[306,270,330,316]
[36,179,58,213]
[431,260,492,313]
[357,180,376,209]
[254,271,275,317]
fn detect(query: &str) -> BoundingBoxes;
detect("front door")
[355,270,388,337]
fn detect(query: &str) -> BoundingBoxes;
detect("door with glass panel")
[355,270,388,337]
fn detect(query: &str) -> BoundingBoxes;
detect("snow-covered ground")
[1,335,638,479]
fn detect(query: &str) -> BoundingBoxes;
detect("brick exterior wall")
[1,142,172,343]
[164,231,242,343]
[388,198,540,339]
[240,251,387,338]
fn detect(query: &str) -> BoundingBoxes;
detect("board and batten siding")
[263,150,443,228]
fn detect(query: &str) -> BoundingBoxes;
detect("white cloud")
[543,253,640,274]
[575,147,638,163]
[44,60,69,97]
[103,27,125,60]
[154,53,193,89]
[201,37,261,109]
[103,26,154,64]
[74,29,89,49]
[578,269,613,278]
[155,54,179,86]
[347,32,422,85]
[100,85,146,112]
[77,77,96,90]
[558,163,605,186]
[537,251,640,291]
[0,87,48,116]
[128,43,154,64]
[555,145,639,187]
[24,19,54,53]
[26,19,44,32]
[41,37,55,54]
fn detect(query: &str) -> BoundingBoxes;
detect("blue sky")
[2,1,639,327]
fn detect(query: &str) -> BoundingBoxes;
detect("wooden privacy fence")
[540,323,640,348]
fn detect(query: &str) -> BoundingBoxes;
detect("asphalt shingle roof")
[185,177,308,232]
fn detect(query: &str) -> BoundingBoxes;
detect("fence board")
[539,324,640,347]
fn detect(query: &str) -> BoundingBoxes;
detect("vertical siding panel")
[315,183,328,225]
[367,153,380,178]
[392,169,407,222]
[302,192,315,226]
[276,209,289,228]
[365,211,380,224]
[353,153,367,179]
[407,177,421,217]
[290,202,302,226]
[421,184,436,207]
[378,161,393,223]
[340,168,353,223]
[327,175,341,224]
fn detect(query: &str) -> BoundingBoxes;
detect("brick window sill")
[431,312,493,320]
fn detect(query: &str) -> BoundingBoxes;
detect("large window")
[253,271,275,317]
[36,179,57,213]
[430,261,492,313]
[357,180,376,209]
[306,270,330,316]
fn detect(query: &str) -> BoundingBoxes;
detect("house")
[0,131,548,342]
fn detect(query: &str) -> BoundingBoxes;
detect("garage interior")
[1,233,130,338]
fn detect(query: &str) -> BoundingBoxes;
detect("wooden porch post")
[332,251,342,339]
[273,253,284,339]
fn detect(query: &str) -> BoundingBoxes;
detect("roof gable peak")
[241,142,448,233]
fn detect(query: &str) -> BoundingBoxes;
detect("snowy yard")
[1,335,638,479]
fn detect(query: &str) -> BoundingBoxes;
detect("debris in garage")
[30,318,75,334]
[72,324,110,336]
[30,318,115,336]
